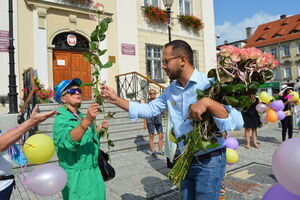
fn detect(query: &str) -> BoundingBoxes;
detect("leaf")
[207,69,216,78]
[89,42,97,51]
[91,55,102,66]
[99,130,105,137]
[105,111,116,119]
[100,20,108,33]
[92,70,100,77]
[196,89,204,100]
[102,61,113,69]
[90,28,99,42]
[221,84,233,95]
[98,49,107,56]
[232,83,246,92]
[82,52,91,62]
[226,96,239,106]
[80,82,94,87]
[108,139,115,147]
[249,81,260,89]
[98,33,106,41]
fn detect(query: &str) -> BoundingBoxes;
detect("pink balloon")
[260,113,268,124]
[263,184,300,200]
[256,103,268,112]
[24,164,67,196]
[276,110,286,120]
[270,100,285,111]
[225,137,239,150]
[272,138,300,196]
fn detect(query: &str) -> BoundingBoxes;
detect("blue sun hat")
[54,78,82,104]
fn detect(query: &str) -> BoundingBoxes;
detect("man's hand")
[100,85,119,104]
[189,97,209,121]
[189,97,229,121]
[85,103,100,123]
[29,105,57,126]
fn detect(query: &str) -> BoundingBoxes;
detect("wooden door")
[53,50,92,100]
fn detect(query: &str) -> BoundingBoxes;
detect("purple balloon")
[225,137,239,150]
[263,184,300,200]
[24,164,67,196]
[276,110,286,120]
[256,103,268,113]
[270,100,285,111]
[272,137,300,196]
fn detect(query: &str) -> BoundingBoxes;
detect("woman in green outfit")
[53,78,106,200]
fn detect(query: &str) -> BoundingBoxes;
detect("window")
[144,0,160,7]
[179,0,192,15]
[146,44,164,82]
[273,68,279,80]
[297,43,300,55]
[297,63,300,76]
[270,48,278,59]
[284,66,292,79]
[282,45,290,57]
[193,50,199,69]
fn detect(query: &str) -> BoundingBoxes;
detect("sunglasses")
[149,93,156,95]
[62,88,82,96]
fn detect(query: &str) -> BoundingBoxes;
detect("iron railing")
[18,67,37,140]
[115,71,166,103]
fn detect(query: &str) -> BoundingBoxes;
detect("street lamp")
[8,0,18,113]
[162,0,174,42]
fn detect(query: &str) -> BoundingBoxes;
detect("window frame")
[145,44,165,83]
[284,66,292,79]
[179,0,193,15]
[282,45,291,57]
[270,48,278,59]
[144,0,161,7]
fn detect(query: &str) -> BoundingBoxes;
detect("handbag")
[98,149,115,182]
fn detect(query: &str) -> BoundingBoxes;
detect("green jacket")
[53,107,105,200]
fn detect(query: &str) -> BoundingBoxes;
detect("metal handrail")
[18,67,37,140]
[115,71,166,103]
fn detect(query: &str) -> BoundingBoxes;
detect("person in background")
[242,95,262,149]
[0,106,56,200]
[279,84,294,141]
[53,78,107,200]
[101,40,243,200]
[143,89,164,157]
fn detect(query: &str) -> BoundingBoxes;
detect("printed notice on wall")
[0,30,9,52]
[121,43,135,55]
[57,59,65,66]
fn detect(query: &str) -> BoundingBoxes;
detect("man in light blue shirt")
[101,40,244,200]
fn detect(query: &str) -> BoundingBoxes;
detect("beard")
[165,66,182,80]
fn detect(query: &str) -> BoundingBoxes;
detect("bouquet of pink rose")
[168,45,279,185]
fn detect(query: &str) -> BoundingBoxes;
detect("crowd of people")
[1,39,300,200]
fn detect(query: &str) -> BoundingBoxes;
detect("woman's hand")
[100,85,119,104]
[98,120,108,130]
[29,105,57,126]
[85,103,100,123]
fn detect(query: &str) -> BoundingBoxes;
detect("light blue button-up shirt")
[129,69,244,155]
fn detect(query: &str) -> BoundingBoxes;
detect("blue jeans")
[180,151,226,200]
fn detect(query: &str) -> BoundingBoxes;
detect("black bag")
[98,149,115,181]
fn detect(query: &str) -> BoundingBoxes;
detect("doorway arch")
[52,32,91,100]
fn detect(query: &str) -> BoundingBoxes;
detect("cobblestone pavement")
[11,126,295,200]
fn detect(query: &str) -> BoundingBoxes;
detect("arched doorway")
[52,32,91,100]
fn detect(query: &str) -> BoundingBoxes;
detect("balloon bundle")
[257,92,286,124]
[21,134,67,196]
[225,137,239,165]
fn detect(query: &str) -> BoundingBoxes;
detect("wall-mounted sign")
[67,34,77,46]
[121,43,135,55]
[57,59,65,66]
[0,30,9,52]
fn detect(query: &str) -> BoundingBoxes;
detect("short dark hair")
[164,40,193,65]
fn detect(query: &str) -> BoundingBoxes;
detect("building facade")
[245,14,300,84]
[0,0,217,109]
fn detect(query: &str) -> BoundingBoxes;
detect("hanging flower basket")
[178,15,204,32]
[142,6,168,25]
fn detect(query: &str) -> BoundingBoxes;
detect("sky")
[214,0,299,45]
